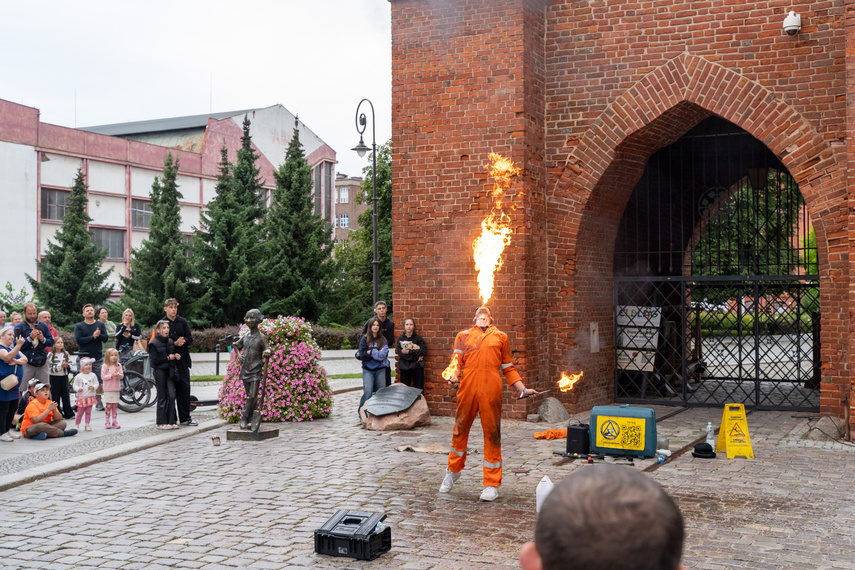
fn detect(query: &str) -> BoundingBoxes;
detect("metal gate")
[613,118,819,411]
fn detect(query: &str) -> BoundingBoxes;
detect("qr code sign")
[622,424,642,449]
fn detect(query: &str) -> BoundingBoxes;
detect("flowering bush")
[218,316,333,422]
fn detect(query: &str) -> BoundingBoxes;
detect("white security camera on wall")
[783,11,801,35]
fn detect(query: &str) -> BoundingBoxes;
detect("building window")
[93,228,125,259]
[339,187,349,204]
[339,214,349,228]
[41,188,70,220]
[324,163,333,223]
[131,199,153,229]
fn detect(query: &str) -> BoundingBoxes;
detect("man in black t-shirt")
[74,304,108,411]
[162,299,196,426]
[361,301,394,387]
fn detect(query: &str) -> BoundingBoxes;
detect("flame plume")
[442,353,462,381]
[558,371,583,392]
[473,153,521,305]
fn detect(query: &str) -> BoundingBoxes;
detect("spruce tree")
[120,153,194,325]
[262,118,335,321]
[192,145,258,326]
[27,168,112,327]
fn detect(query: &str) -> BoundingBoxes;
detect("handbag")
[1,366,19,391]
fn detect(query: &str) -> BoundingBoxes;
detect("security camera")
[783,11,801,36]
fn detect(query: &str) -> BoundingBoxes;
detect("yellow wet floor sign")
[715,403,754,459]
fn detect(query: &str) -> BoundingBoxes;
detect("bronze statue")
[233,309,271,430]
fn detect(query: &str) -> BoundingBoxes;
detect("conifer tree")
[27,168,112,327]
[193,145,258,326]
[262,118,335,321]
[120,153,194,325]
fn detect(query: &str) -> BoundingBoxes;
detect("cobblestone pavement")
[0,392,852,568]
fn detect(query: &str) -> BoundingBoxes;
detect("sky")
[0,0,392,178]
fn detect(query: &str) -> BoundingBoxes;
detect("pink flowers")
[218,316,333,423]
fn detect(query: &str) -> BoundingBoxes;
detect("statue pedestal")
[226,425,280,441]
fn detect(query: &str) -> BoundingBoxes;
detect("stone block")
[226,425,280,441]
[360,394,431,431]
[537,397,570,423]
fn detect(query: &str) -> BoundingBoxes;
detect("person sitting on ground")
[519,463,686,570]
[13,378,42,430]
[21,382,78,440]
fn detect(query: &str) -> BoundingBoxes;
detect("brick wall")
[392,0,853,424]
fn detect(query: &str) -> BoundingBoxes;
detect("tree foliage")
[120,154,195,325]
[192,118,268,326]
[261,119,336,322]
[692,169,805,277]
[27,169,112,327]
[325,141,393,325]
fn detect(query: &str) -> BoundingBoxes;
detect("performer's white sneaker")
[439,469,461,493]
[479,486,499,502]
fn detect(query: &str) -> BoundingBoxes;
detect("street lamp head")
[352,136,371,158]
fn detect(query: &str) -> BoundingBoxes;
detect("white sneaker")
[479,486,499,502]
[439,469,461,493]
[7,429,21,440]
[0,433,13,443]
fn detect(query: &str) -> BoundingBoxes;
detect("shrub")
[218,316,333,423]
[191,326,241,352]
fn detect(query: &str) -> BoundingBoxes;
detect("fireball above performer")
[440,306,536,502]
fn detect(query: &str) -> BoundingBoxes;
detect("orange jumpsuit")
[447,325,522,488]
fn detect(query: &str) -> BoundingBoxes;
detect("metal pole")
[371,135,379,306]
[353,98,380,306]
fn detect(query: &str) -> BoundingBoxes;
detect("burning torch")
[518,370,584,399]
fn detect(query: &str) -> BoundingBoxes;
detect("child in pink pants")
[100,348,123,429]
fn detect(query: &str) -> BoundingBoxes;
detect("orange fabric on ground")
[447,325,522,488]
[534,428,567,440]
[21,398,57,434]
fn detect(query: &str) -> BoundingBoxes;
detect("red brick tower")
[391,0,852,428]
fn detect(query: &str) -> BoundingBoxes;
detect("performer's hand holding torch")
[512,381,537,399]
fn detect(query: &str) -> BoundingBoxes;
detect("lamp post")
[352,98,379,306]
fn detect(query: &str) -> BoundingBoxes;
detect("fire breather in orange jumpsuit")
[447,325,522,488]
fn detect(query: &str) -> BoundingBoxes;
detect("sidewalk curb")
[0,385,362,492]
[0,419,228,492]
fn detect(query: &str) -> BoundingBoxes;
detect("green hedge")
[56,323,362,352]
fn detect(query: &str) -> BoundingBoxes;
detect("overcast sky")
[0,0,391,178]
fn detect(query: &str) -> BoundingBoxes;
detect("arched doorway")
[613,117,819,411]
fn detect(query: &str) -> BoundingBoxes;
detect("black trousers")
[1,399,16,433]
[398,367,425,391]
[49,374,74,419]
[154,368,178,426]
[174,360,192,423]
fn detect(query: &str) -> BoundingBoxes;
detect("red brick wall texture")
[391,0,853,428]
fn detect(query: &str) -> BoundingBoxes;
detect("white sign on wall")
[616,305,662,328]
[616,349,656,372]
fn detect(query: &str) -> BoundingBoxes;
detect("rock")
[537,397,570,423]
[526,414,541,423]
[804,415,844,441]
[360,393,431,431]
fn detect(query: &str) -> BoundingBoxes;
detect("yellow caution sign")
[714,403,754,459]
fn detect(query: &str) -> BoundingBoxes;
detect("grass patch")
[191,375,225,382]
[327,372,396,379]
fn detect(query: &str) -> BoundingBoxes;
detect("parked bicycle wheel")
[144,376,157,408]
[118,371,151,413]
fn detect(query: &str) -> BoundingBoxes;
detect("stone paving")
[0,388,852,568]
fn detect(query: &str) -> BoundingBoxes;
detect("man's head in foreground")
[520,464,686,570]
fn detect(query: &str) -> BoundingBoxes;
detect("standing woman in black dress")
[396,318,427,390]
